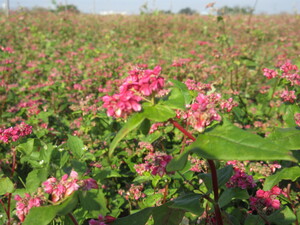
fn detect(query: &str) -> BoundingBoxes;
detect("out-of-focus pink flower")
[134,152,173,177]
[89,215,116,225]
[262,68,278,79]
[14,194,44,222]
[226,168,256,189]
[0,122,32,143]
[81,178,99,191]
[280,90,296,103]
[250,186,285,214]
[295,113,300,126]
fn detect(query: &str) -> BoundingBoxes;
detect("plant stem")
[68,213,79,225]
[169,119,223,225]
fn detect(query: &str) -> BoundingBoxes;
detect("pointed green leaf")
[267,206,296,225]
[23,205,57,225]
[79,189,109,217]
[189,120,295,161]
[17,138,35,155]
[112,207,153,225]
[144,104,176,122]
[166,150,190,172]
[26,168,48,193]
[152,202,185,225]
[169,78,192,105]
[267,128,300,150]
[219,188,249,208]
[109,113,145,158]
[67,135,84,158]
[264,166,300,190]
[23,192,78,225]
[163,87,186,110]
[170,193,203,215]
[199,166,233,191]
[244,215,265,225]
[0,177,14,195]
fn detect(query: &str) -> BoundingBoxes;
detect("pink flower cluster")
[250,186,285,214]
[226,168,256,189]
[118,184,146,201]
[184,79,212,92]
[187,93,222,132]
[43,170,98,203]
[263,61,300,86]
[102,66,165,118]
[14,193,44,222]
[280,90,296,103]
[134,152,173,177]
[89,215,116,225]
[0,122,32,143]
[262,68,278,79]
[176,92,237,132]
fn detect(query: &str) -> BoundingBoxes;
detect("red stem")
[68,213,79,225]
[169,119,223,225]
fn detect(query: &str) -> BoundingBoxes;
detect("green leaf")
[23,205,57,225]
[26,168,48,193]
[267,128,300,150]
[169,78,192,105]
[109,113,145,158]
[79,189,109,217]
[170,193,203,215]
[112,207,153,225]
[152,202,185,225]
[166,150,189,172]
[219,188,249,208]
[267,206,296,225]
[264,166,300,190]
[189,120,296,161]
[0,177,14,195]
[144,104,176,122]
[244,215,265,225]
[23,193,78,225]
[67,135,84,158]
[163,87,186,110]
[198,166,233,191]
[17,138,35,155]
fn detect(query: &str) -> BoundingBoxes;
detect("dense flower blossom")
[14,193,45,222]
[42,170,98,202]
[187,93,222,132]
[250,186,286,215]
[262,68,278,79]
[134,152,173,177]
[118,184,146,201]
[280,90,297,103]
[102,66,165,118]
[226,168,256,189]
[89,215,116,225]
[0,122,32,143]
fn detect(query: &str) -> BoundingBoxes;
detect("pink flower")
[295,113,300,126]
[262,68,278,79]
[0,122,32,143]
[14,194,44,222]
[81,178,99,191]
[103,66,165,118]
[134,152,173,177]
[226,168,256,189]
[280,90,296,103]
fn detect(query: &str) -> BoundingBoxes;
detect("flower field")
[0,11,300,225]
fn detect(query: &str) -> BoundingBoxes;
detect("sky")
[4,0,300,15]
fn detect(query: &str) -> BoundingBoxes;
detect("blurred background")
[1,0,300,15]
